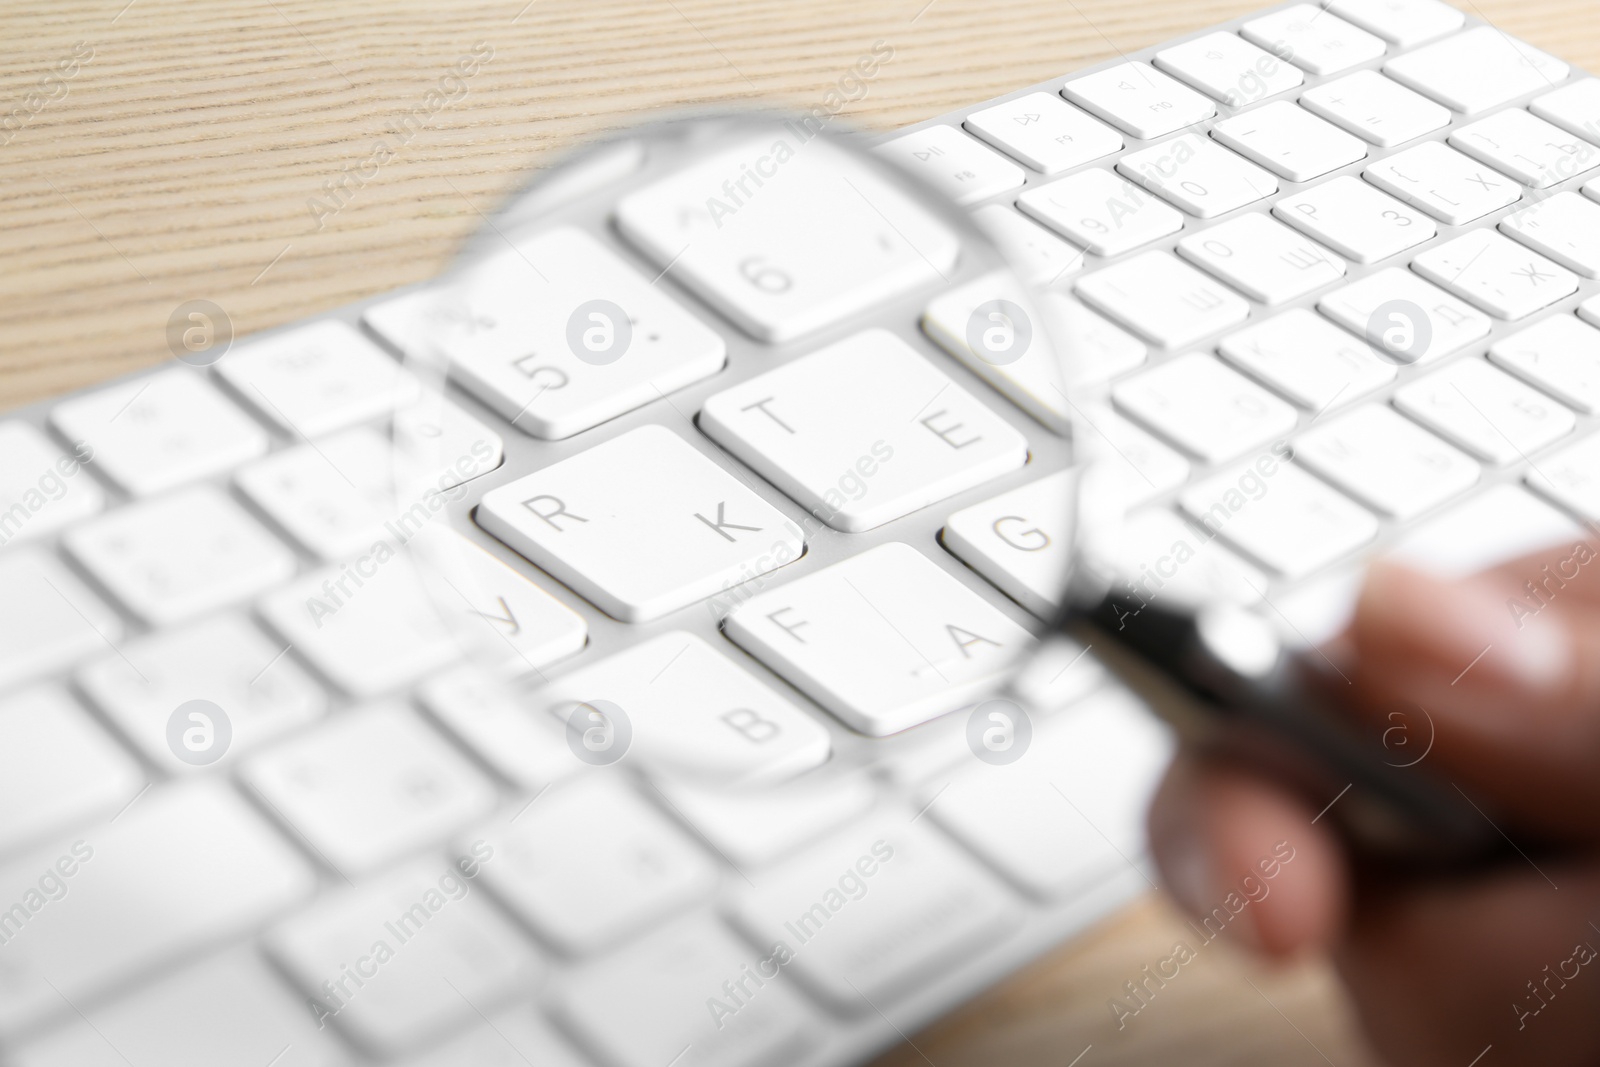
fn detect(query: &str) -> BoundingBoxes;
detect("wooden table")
[3,1,1593,1063]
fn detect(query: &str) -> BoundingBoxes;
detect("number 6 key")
[615,136,960,343]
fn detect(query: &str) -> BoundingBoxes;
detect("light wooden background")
[2,1,1594,1063]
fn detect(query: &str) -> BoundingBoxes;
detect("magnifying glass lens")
[380,112,1079,785]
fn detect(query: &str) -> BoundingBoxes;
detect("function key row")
[884,14,1568,210]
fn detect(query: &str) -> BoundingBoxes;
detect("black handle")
[1057,589,1523,874]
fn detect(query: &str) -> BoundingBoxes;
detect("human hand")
[1147,541,1600,1066]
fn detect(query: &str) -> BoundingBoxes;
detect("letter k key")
[695,501,762,542]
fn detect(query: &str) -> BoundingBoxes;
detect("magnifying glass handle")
[1054,593,1540,875]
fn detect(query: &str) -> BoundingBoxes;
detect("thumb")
[1349,557,1600,839]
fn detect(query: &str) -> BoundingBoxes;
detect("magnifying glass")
[371,111,1072,790]
[377,109,1512,873]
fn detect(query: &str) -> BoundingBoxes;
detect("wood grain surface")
[2,1,1593,1064]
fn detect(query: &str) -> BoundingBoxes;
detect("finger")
[1338,863,1600,1067]
[1347,560,1600,836]
[1353,558,1578,713]
[1147,754,1349,959]
[1483,537,1600,609]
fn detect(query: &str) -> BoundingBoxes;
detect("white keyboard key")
[1177,213,1346,304]
[1075,405,1193,506]
[0,687,141,855]
[1117,133,1280,218]
[432,228,727,438]
[49,370,269,495]
[1450,108,1600,189]
[0,780,314,1036]
[724,542,1034,736]
[475,776,717,954]
[259,552,454,696]
[701,330,1028,532]
[1293,403,1481,518]
[365,268,719,443]
[877,124,1026,205]
[1154,31,1304,105]
[1051,294,1151,388]
[237,418,504,559]
[971,205,1087,287]
[64,487,295,625]
[1300,70,1451,147]
[617,139,959,343]
[1076,250,1250,349]
[362,284,502,362]
[1412,230,1579,320]
[394,1008,587,1067]
[1220,307,1396,410]
[1273,175,1437,263]
[1318,267,1491,363]
[1087,507,1271,608]
[0,425,101,546]
[1583,293,1600,327]
[1396,357,1577,464]
[242,703,495,875]
[1242,5,1386,75]
[216,320,420,438]
[1530,78,1600,142]
[1364,141,1521,225]
[1179,461,1378,577]
[1387,483,1584,576]
[900,705,1027,780]
[1017,167,1184,257]
[963,91,1123,174]
[1490,313,1600,412]
[1213,101,1368,182]
[943,470,1074,618]
[1323,0,1464,47]
[235,428,396,558]
[729,815,1016,1009]
[390,395,505,489]
[0,550,123,691]
[263,529,583,695]
[918,276,1093,439]
[419,667,574,791]
[871,691,1026,791]
[1501,191,1600,278]
[1385,25,1570,115]
[529,631,830,785]
[556,917,816,1067]
[652,775,876,869]
[11,948,349,1067]
[1526,432,1600,520]
[79,614,326,773]
[927,690,1172,899]
[1061,61,1216,139]
[411,525,589,677]
[478,425,802,622]
[268,858,541,1054]
[1114,353,1299,463]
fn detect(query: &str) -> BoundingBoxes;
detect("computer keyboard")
[3,0,1600,1063]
